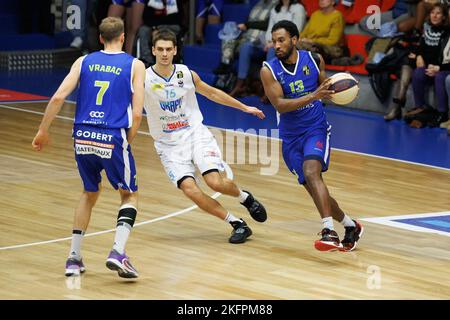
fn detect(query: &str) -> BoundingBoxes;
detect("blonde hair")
[99,17,124,42]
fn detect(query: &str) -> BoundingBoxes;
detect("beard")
[276,43,295,62]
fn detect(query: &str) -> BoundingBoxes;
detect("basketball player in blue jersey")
[260,20,363,252]
[32,17,146,277]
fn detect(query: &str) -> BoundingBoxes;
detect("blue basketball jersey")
[263,50,328,141]
[75,51,135,129]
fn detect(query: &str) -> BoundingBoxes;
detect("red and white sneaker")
[314,228,343,251]
[340,220,364,252]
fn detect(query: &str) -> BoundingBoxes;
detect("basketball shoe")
[106,250,139,278]
[340,220,364,252]
[229,219,252,244]
[65,257,85,276]
[240,190,267,222]
[314,228,343,251]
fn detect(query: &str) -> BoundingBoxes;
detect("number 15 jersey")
[75,50,136,129]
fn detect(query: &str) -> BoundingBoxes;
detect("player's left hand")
[244,106,265,119]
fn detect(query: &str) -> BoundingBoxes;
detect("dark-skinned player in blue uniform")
[260,20,363,252]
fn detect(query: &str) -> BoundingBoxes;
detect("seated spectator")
[298,0,346,63]
[213,0,278,97]
[108,0,146,55]
[265,0,307,61]
[405,3,450,126]
[359,0,419,36]
[195,0,224,45]
[137,0,185,67]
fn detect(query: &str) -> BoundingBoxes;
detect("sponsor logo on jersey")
[75,139,115,149]
[160,98,182,113]
[75,144,113,158]
[176,71,183,79]
[315,140,323,150]
[89,111,105,118]
[162,120,190,132]
[75,130,113,142]
[302,65,310,75]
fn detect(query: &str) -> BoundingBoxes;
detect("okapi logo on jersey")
[176,71,183,79]
[160,98,182,112]
[303,65,310,75]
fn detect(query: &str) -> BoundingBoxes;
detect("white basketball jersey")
[144,64,203,144]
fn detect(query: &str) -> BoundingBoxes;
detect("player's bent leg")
[179,176,228,220]
[105,189,139,279]
[179,176,252,243]
[203,171,267,222]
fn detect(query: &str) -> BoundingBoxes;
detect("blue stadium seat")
[183,44,222,71]
[222,4,251,23]
[205,23,223,46]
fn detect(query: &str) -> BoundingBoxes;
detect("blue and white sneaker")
[65,257,85,276]
[106,249,139,279]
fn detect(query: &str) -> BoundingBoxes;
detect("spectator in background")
[298,0,346,63]
[68,0,95,49]
[359,0,419,36]
[195,0,224,45]
[137,0,185,67]
[214,0,278,97]
[108,0,146,55]
[265,0,307,61]
[405,3,449,126]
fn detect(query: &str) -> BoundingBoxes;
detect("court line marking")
[0,162,233,251]
[361,212,450,238]
[2,103,450,172]
[0,103,233,251]
[1,103,449,248]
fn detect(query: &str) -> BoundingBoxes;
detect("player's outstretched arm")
[32,56,83,151]
[127,59,146,144]
[191,70,265,119]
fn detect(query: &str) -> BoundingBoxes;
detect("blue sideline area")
[1,68,449,170]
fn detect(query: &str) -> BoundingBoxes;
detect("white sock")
[113,224,131,255]
[69,230,84,259]
[238,190,249,203]
[340,214,356,228]
[224,212,241,223]
[322,217,334,230]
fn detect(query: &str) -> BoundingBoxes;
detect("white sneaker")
[70,36,83,49]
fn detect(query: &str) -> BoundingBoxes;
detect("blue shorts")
[196,0,223,18]
[282,126,331,185]
[112,0,145,7]
[73,125,138,192]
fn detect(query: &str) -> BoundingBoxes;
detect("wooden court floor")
[0,102,449,299]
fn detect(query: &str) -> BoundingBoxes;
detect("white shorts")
[154,125,225,187]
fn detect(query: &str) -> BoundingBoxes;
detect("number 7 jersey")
[75,50,136,128]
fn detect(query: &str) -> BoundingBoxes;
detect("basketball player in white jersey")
[144,29,267,243]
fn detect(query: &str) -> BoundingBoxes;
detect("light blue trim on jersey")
[151,65,177,82]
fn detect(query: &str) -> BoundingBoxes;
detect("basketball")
[328,72,359,105]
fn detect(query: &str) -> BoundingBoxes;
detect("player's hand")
[244,106,265,119]
[32,129,49,151]
[312,78,335,100]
